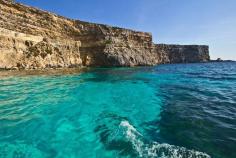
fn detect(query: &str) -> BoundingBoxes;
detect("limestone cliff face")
[0,27,82,69]
[75,21,159,66]
[155,44,210,64]
[0,0,210,70]
[0,0,83,69]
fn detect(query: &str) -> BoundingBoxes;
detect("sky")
[16,0,236,60]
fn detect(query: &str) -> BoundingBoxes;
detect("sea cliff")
[0,0,210,70]
[155,44,210,64]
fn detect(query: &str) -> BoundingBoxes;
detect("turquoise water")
[0,62,235,158]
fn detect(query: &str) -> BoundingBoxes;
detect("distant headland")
[210,58,235,62]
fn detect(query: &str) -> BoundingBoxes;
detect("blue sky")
[17,0,236,60]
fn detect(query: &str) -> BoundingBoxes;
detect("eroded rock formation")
[155,44,210,64]
[0,0,210,70]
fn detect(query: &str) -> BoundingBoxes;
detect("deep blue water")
[0,62,236,158]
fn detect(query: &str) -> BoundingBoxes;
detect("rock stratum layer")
[155,44,210,64]
[0,0,210,70]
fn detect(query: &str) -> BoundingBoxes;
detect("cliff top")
[156,44,209,47]
[0,0,152,36]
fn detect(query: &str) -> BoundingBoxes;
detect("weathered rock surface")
[155,44,210,64]
[0,0,210,70]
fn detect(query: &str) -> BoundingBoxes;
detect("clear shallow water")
[0,62,235,158]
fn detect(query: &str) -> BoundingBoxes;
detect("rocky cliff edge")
[0,0,210,70]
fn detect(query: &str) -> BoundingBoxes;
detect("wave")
[119,121,211,158]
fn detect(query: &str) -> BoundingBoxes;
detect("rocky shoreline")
[0,0,210,70]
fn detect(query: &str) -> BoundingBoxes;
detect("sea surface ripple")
[0,62,235,158]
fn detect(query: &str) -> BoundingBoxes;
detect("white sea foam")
[120,120,211,158]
